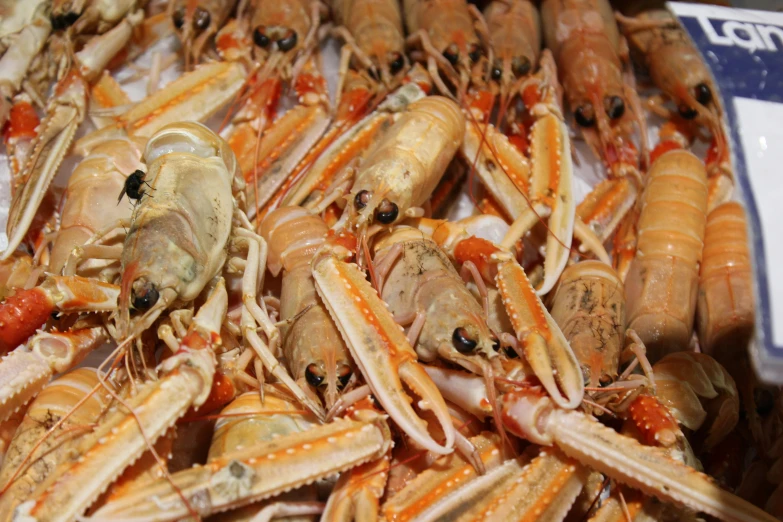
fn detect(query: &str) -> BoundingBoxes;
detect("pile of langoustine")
[0,0,777,520]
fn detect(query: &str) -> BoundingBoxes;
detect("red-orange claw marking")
[466,90,495,122]
[3,100,38,141]
[452,237,501,283]
[0,288,53,353]
[627,394,681,448]
[188,371,237,416]
[381,433,504,522]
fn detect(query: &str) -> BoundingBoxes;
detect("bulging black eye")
[172,8,185,30]
[354,190,370,210]
[305,364,325,387]
[375,200,398,224]
[512,56,531,77]
[574,105,595,127]
[443,45,459,66]
[695,83,712,106]
[491,62,502,81]
[389,53,404,74]
[452,327,478,354]
[193,7,211,31]
[468,45,481,63]
[337,367,352,389]
[492,339,518,358]
[605,96,625,120]
[52,11,80,31]
[131,281,159,310]
[277,30,298,52]
[253,26,270,47]
[678,105,698,120]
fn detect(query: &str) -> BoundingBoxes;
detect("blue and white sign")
[668,2,783,383]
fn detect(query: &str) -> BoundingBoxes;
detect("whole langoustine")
[625,149,708,362]
[540,0,647,174]
[117,121,241,338]
[259,206,355,410]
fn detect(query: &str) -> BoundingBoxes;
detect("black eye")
[305,364,325,387]
[337,367,352,390]
[468,45,481,63]
[491,64,502,81]
[443,45,459,66]
[452,328,478,353]
[375,200,398,224]
[354,190,370,210]
[695,83,712,106]
[277,30,298,52]
[389,52,404,74]
[512,56,531,77]
[131,280,159,310]
[253,26,270,47]
[678,105,698,120]
[492,339,518,358]
[172,7,185,30]
[605,96,625,120]
[52,11,80,30]
[193,7,211,31]
[574,105,595,127]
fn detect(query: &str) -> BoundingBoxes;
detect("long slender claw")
[112,61,246,139]
[381,433,504,522]
[0,325,107,422]
[0,351,50,424]
[529,114,575,295]
[495,259,584,409]
[457,448,587,522]
[313,250,455,455]
[0,276,119,353]
[241,104,331,220]
[573,218,612,264]
[424,366,494,420]
[263,83,377,211]
[21,282,227,522]
[281,82,427,209]
[91,411,391,521]
[0,13,51,128]
[4,73,87,260]
[577,178,638,243]
[501,391,779,522]
[461,120,531,221]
